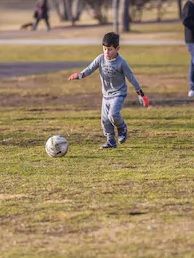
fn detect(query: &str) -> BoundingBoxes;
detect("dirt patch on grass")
[0,69,193,109]
[0,194,27,200]
[0,92,101,110]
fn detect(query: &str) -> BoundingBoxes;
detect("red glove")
[68,72,80,80]
[138,95,150,107]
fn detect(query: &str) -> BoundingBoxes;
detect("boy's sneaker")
[101,138,117,149]
[188,90,194,97]
[118,126,127,144]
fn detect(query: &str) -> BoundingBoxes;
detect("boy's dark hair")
[102,32,119,48]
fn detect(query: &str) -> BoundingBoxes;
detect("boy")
[68,32,149,148]
[182,0,194,97]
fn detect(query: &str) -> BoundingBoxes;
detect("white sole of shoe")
[188,90,194,97]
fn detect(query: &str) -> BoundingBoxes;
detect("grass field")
[0,42,194,258]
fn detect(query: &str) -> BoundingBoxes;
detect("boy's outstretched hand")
[68,72,80,80]
[138,95,150,107]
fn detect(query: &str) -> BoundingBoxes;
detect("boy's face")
[103,45,119,60]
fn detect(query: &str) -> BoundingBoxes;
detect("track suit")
[80,53,142,140]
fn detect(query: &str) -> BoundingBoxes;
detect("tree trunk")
[119,0,131,32]
[73,0,84,22]
[53,0,66,21]
[177,0,182,18]
[64,0,73,23]
[53,0,84,25]
[112,0,119,34]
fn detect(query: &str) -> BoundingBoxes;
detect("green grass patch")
[0,43,194,257]
[0,106,194,258]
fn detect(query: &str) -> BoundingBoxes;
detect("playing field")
[0,3,194,255]
[0,42,193,258]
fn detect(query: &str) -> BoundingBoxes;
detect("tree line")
[52,0,184,32]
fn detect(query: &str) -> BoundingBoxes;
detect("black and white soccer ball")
[45,135,68,157]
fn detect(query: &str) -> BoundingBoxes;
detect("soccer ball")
[45,135,68,157]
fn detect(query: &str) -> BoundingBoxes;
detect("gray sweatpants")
[187,43,194,91]
[101,96,126,140]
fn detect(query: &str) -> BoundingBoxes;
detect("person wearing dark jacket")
[33,0,51,31]
[182,0,194,97]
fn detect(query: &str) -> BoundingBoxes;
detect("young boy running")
[68,32,149,148]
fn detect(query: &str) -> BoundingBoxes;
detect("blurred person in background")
[33,0,51,31]
[182,0,194,97]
